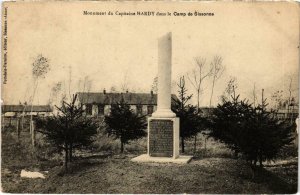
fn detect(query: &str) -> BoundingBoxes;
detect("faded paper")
[1,1,299,194]
[2,1,299,106]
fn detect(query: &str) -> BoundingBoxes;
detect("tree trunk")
[209,77,216,108]
[204,135,207,157]
[194,90,200,154]
[259,153,263,167]
[193,134,197,154]
[30,81,39,139]
[21,103,29,131]
[197,90,200,111]
[65,146,69,172]
[21,115,24,130]
[120,140,124,153]
[31,121,35,147]
[69,144,72,162]
[181,137,185,153]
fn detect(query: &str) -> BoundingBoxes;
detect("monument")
[132,32,192,164]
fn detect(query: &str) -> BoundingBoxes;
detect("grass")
[1,130,298,194]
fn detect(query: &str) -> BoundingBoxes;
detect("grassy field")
[1,130,298,194]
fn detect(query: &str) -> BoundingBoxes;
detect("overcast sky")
[3,2,299,107]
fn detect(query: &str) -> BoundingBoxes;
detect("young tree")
[35,94,98,171]
[210,88,295,167]
[105,98,147,153]
[49,82,62,106]
[187,57,212,110]
[121,70,129,93]
[220,76,238,103]
[172,76,203,153]
[187,57,213,152]
[209,56,225,108]
[247,89,295,166]
[210,93,252,156]
[271,90,283,111]
[29,54,50,146]
[68,66,73,100]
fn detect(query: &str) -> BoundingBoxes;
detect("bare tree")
[221,76,238,102]
[209,56,225,108]
[110,86,118,93]
[151,76,158,93]
[121,70,129,92]
[187,57,212,153]
[253,83,257,108]
[271,90,283,111]
[49,82,62,106]
[30,54,50,146]
[187,57,213,110]
[177,76,193,110]
[82,76,93,107]
[20,85,30,130]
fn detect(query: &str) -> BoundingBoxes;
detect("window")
[136,105,143,115]
[86,104,92,115]
[98,105,104,115]
[147,105,154,115]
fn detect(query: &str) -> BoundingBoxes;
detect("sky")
[2,1,299,107]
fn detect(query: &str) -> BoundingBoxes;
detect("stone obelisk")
[152,32,176,118]
[132,32,192,164]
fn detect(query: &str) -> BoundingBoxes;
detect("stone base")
[131,154,192,164]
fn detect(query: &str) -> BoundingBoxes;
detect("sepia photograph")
[1,1,299,193]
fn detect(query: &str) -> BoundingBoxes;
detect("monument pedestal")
[131,117,192,164]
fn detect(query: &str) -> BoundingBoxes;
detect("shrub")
[210,93,295,166]
[104,97,147,153]
[35,94,98,171]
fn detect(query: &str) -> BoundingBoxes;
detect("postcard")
[1,1,299,194]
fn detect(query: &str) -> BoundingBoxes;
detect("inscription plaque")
[149,119,173,157]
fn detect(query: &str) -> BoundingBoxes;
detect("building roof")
[2,105,52,113]
[77,92,178,105]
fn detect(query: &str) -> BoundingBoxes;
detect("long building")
[1,105,52,117]
[77,90,179,117]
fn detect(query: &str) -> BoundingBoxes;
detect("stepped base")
[131,154,192,164]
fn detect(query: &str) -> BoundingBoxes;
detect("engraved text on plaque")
[149,120,173,157]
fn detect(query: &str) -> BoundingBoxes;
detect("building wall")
[142,105,147,115]
[85,103,156,116]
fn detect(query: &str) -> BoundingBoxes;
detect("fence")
[1,116,38,131]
